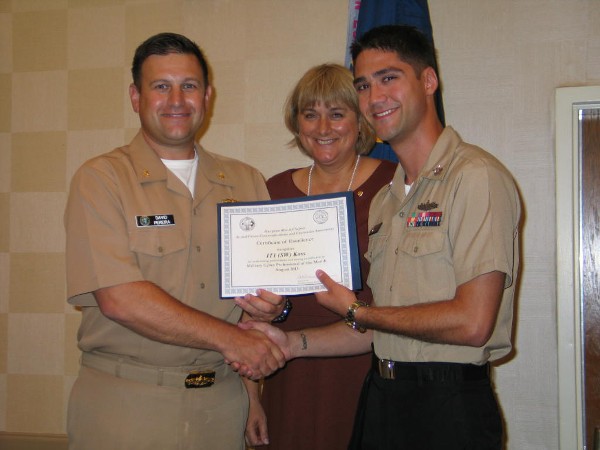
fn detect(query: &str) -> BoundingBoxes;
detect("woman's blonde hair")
[284,63,375,156]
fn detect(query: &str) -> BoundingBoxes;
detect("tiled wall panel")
[1,1,599,449]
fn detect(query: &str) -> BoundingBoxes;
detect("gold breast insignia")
[417,201,438,211]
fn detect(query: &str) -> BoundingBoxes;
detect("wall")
[0,0,598,449]
[430,2,599,448]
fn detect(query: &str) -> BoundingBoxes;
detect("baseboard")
[0,432,68,450]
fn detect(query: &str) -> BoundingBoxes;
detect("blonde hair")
[284,63,375,156]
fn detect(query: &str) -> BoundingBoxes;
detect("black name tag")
[136,215,175,227]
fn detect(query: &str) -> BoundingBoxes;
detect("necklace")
[307,154,361,196]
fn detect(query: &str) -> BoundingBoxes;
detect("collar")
[127,132,236,189]
[127,132,169,184]
[388,126,462,200]
[419,126,461,182]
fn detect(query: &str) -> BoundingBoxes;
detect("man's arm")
[289,322,373,358]
[315,269,505,347]
[236,267,504,377]
[231,320,372,379]
[94,281,285,378]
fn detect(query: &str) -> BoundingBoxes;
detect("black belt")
[374,354,489,382]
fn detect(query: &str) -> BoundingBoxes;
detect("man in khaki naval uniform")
[64,33,285,450]
[239,25,520,450]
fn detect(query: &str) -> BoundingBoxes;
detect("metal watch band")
[345,300,368,333]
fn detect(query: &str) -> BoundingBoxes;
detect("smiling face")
[129,52,212,158]
[297,101,359,166]
[353,49,432,149]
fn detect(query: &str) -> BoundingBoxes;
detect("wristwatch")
[271,297,293,323]
[345,301,368,333]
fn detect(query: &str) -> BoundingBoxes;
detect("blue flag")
[355,0,434,42]
[347,0,445,162]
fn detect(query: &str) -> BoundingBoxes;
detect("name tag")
[136,215,175,227]
[407,211,442,227]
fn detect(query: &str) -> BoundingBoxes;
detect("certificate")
[218,192,361,298]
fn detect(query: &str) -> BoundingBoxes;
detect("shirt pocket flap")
[399,230,445,257]
[129,227,187,257]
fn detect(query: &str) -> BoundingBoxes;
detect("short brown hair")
[131,32,209,90]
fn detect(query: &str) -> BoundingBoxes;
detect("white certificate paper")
[218,192,361,298]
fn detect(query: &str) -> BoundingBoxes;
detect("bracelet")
[344,301,368,333]
[271,297,292,323]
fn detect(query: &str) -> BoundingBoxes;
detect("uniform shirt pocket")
[397,230,454,302]
[365,229,390,296]
[129,227,187,257]
[128,227,189,294]
[398,229,445,258]
[366,230,389,265]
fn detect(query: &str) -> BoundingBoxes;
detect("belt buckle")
[184,370,215,388]
[378,359,395,380]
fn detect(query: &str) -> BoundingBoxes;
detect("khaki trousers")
[67,365,248,450]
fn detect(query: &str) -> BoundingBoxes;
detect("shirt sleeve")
[448,157,520,289]
[64,161,145,306]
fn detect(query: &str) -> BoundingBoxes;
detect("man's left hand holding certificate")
[218,192,361,298]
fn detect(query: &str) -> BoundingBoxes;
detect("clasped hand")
[228,270,358,379]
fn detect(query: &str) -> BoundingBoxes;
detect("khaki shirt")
[366,127,521,364]
[65,132,269,367]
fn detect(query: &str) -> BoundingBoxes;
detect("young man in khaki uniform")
[64,33,285,450]
[238,25,521,449]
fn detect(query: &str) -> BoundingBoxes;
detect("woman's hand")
[235,289,286,322]
[244,379,270,447]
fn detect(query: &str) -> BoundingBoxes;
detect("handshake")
[224,289,296,380]
[222,269,368,380]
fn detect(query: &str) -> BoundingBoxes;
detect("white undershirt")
[162,151,199,197]
[405,183,412,195]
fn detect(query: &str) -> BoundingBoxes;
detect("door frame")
[555,86,600,450]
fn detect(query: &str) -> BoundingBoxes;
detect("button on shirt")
[65,132,269,367]
[365,127,521,365]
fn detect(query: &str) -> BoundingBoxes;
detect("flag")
[346,0,445,162]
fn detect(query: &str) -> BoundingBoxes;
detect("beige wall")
[1,0,598,449]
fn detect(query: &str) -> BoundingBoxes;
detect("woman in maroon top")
[244,64,396,450]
